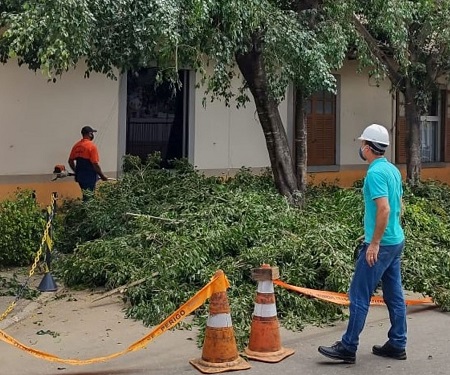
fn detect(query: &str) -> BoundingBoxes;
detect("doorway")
[126,68,189,166]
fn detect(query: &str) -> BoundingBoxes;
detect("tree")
[352,0,450,185]
[291,1,353,197]
[0,0,349,204]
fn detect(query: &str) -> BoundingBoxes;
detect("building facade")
[1,60,449,205]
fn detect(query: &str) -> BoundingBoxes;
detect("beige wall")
[192,73,283,172]
[0,60,393,180]
[3,59,450,206]
[337,61,395,166]
[192,61,396,173]
[0,61,120,178]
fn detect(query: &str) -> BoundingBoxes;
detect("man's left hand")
[366,243,379,267]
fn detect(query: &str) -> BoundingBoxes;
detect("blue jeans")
[341,241,407,353]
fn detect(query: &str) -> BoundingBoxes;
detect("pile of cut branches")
[53,155,450,349]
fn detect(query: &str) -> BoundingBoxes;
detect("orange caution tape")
[274,280,434,306]
[0,270,230,365]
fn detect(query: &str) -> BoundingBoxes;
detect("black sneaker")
[372,341,407,360]
[318,341,356,364]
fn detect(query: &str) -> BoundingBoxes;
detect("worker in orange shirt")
[68,126,108,199]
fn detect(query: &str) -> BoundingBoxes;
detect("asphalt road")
[0,285,449,375]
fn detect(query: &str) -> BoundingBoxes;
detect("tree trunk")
[235,42,299,204]
[403,80,422,186]
[352,16,424,185]
[294,88,307,205]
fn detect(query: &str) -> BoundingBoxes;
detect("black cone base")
[38,273,58,292]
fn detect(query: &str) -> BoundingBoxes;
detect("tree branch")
[352,14,403,86]
[295,0,322,12]
[91,277,155,303]
[125,212,183,224]
[426,52,440,82]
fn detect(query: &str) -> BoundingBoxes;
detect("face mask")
[89,133,94,141]
[359,146,367,161]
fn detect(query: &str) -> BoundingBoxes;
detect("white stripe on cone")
[207,313,233,328]
[257,280,274,294]
[253,303,277,317]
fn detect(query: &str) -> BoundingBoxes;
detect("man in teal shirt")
[318,124,406,363]
[363,156,404,245]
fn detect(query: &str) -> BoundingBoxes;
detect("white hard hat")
[358,124,390,148]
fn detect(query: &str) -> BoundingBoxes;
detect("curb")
[0,292,55,331]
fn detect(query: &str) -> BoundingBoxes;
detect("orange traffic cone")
[244,264,295,363]
[190,271,251,373]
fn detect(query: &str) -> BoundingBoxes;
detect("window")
[420,91,440,162]
[396,90,444,163]
[126,68,189,166]
[305,90,337,166]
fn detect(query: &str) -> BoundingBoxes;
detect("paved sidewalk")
[0,267,44,330]
[0,284,449,375]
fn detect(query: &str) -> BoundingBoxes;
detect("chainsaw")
[51,164,117,182]
[51,164,75,181]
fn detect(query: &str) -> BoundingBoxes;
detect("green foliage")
[0,0,94,76]
[55,159,450,348]
[401,181,450,306]
[54,158,450,348]
[0,1,351,100]
[354,0,450,109]
[54,157,362,349]
[0,190,46,267]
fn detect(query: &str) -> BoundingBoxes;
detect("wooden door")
[306,91,336,166]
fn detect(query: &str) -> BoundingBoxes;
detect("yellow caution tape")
[0,194,57,323]
[45,235,53,252]
[274,279,434,306]
[0,270,230,365]
[0,301,17,323]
